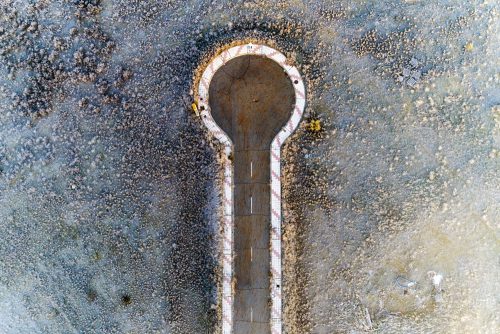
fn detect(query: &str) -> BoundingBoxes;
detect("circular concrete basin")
[209,55,296,150]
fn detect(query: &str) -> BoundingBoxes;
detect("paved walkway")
[209,55,295,333]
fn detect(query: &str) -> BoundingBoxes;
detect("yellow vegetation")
[191,102,199,116]
[308,119,321,132]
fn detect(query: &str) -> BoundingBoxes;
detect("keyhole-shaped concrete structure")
[197,44,306,334]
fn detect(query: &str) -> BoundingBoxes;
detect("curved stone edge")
[197,43,306,334]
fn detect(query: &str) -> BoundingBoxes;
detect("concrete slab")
[234,150,270,184]
[234,215,270,250]
[234,183,270,216]
[233,321,270,334]
[234,288,271,322]
[234,247,270,289]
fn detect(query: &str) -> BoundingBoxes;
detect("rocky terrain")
[0,1,498,334]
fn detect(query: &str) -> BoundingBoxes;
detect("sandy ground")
[0,0,498,333]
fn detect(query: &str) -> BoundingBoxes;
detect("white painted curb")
[197,43,306,334]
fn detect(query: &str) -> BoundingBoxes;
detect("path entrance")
[209,55,295,333]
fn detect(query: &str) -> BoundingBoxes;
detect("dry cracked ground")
[0,1,498,334]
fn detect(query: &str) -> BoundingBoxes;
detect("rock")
[410,57,418,68]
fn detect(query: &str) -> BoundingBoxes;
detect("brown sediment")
[281,138,312,334]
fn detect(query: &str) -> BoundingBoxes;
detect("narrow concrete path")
[209,55,295,333]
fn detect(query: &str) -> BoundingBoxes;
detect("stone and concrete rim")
[197,43,306,334]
